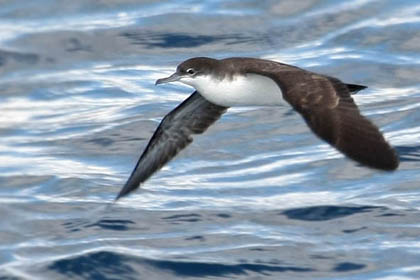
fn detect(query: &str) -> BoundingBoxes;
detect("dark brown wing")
[282,73,399,170]
[239,57,398,170]
[116,91,228,200]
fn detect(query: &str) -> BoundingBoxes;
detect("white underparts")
[179,74,287,107]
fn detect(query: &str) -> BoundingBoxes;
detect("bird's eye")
[186,68,196,75]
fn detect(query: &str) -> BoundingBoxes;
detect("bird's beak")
[155,72,182,85]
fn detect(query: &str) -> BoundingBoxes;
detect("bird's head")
[155,57,220,88]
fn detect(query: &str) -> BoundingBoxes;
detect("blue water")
[1,0,420,279]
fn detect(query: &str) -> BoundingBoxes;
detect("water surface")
[1,0,420,279]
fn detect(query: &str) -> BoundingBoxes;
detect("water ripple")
[1,1,420,279]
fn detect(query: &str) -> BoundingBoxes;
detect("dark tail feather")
[346,84,367,94]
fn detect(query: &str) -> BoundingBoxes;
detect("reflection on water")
[1,0,420,279]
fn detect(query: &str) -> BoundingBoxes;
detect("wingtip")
[380,150,400,171]
[113,194,122,203]
[375,143,400,171]
[114,193,123,203]
[354,146,400,171]
[114,185,130,202]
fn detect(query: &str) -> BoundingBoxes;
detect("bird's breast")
[194,74,287,107]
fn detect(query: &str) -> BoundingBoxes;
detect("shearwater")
[115,57,399,201]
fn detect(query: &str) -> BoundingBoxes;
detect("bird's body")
[188,73,286,106]
[115,57,399,200]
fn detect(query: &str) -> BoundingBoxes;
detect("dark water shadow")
[342,226,368,233]
[65,38,92,52]
[48,251,137,280]
[184,235,205,241]
[281,205,386,221]
[147,258,313,277]
[48,251,314,279]
[0,275,21,280]
[333,262,366,272]
[62,218,135,232]
[86,137,115,147]
[120,32,262,48]
[84,219,135,231]
[0,49,39,67]
[395,145,420,163]
[161,213,202,224]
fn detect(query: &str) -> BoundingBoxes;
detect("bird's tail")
[346,83,367,94]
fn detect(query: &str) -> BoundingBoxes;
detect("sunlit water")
[1,0,420,279]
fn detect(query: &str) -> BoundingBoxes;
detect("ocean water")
[1,0,420,279]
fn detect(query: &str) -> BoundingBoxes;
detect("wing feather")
[283,74,399,170]
[115,91,228,200]
[240,58,398,170]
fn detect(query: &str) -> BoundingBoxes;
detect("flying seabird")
[115,57,399,200]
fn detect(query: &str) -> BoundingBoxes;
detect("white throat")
[180,73,287,107]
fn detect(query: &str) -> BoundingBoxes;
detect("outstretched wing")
[281,73,399,170]
[240,57,398,170]
[116,91,228,200]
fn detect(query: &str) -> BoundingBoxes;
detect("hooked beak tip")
[155,72,181,86]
